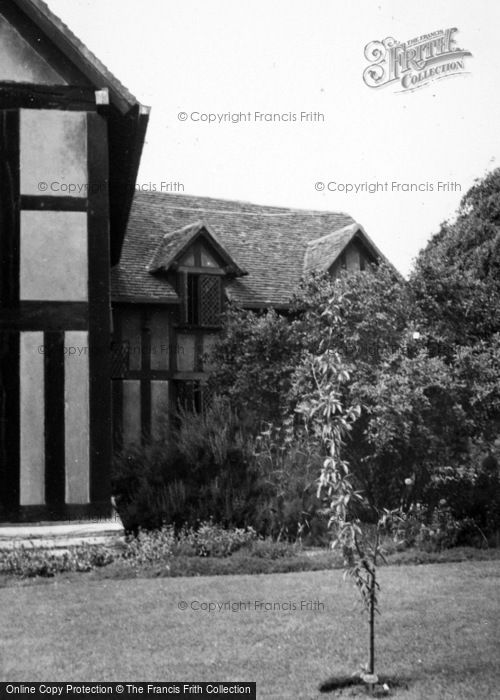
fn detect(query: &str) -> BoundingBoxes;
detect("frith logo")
[363,28,472,91]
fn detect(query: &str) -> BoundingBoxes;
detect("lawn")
[1,561,499,699]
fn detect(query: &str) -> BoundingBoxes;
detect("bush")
[121,521,257,566]
[393,501,492,552]
[414,505,462,552]
[122,526,175,566]
[249,425,327,543]
[111,442,177,533]
[176,521,257,557]
[112,399,261,533]
[0,544,115,578]
[111,399,330,541]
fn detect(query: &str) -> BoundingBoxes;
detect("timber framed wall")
[0,87,112,521]
[111,303,174,450]
[111,300,220,450]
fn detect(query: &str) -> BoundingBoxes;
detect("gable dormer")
[304,223,390,279]
[148,221,246,327]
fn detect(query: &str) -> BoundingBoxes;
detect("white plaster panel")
[122,380,142,447]
[151,381,170,441]
[20,109,87,196]
[20,211,88,301]
[176,334,196,372]
[19,331,45,506]
[121,311,142,371]
[150,310,170,371]
[64,331,90,504]
[0,16,65,84]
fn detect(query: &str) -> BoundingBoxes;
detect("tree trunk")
[369,568,375,675]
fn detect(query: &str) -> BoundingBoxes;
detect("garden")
[2,169,500,696]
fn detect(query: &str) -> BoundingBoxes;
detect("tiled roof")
[111,191,372,307]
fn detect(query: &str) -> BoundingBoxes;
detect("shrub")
[414,505,462,552]
[250,425,327,542]
[176,520,257,557]
[122,526,174,566]
[0,544,115,578]
[112,399,260,532]
[393,501,491,552]
[121,521,257,566]
[111,442,176,533]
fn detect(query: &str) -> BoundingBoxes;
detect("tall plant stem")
[369,526,380,676]
[369,567,376,675]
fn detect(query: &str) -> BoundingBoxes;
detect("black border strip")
[44,331,65,509]
[87,112,112,508]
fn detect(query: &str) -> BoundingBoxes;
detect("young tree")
[292,312,401,691]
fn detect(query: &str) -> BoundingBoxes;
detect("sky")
[47,0,500,275]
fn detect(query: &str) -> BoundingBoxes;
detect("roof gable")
[0,12,64,83]
[148,221,247,277]
[0,0,151,265]
[2,0,138,112]
[304,223,390,275]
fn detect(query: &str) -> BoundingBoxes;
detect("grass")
[1,560,500,698]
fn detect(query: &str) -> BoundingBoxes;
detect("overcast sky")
[47,0,500,275]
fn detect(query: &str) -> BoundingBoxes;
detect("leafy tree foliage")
[410,168,500,349]
[209,170,500,530]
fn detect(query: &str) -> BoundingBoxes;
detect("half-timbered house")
[0,0,148,521]
[110,191,388,449]
[0,0,389,522]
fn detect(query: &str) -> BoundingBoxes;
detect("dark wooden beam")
[0,83,100,111]
[0,109,20,304]
[140,310,151,443]
[21,195,87,212]
[0,302,88,331]
[108,105,150,265]
[44,331,65,509]
[0,332,20,518]
[16,501,112,522]
[87,112,112,504]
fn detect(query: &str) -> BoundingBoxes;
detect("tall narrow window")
[185,273,221,326]
[186,273,200,325]
[199,275,222,325]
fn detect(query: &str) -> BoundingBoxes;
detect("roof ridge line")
[140,203,354,218]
